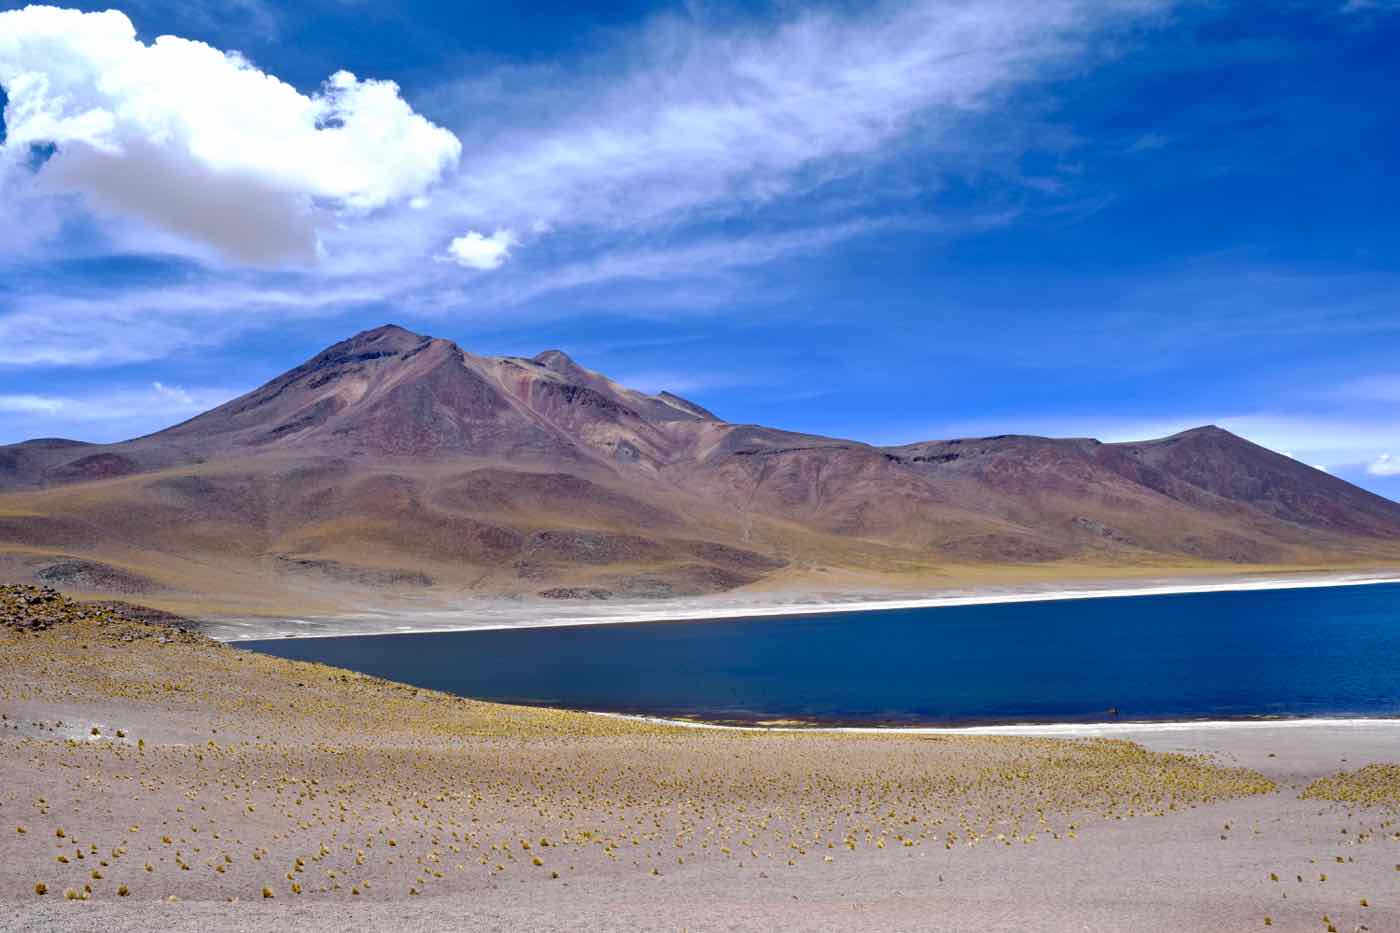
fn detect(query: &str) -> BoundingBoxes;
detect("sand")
[1,594,1398,932]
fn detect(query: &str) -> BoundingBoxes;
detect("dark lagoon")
[242,582,1400,726]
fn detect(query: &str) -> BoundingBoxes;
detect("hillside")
[1,324,1397,618]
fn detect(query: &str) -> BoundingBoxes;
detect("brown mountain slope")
[1,324,1397,615]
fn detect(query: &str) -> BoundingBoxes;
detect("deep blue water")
[241,583,1400,725]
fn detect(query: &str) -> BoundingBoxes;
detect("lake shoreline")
[238,576,1400,729]
[6,590,1400,932]
[213,567,1400,641]
[585,711,1400,736]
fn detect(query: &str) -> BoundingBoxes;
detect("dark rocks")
[1,584,204,640]
[46,452,140,483]
[272,556,434,588]
[522,530,668,566]
[538,587,613,600]
[35,559,164,595]
[1,585,101,632]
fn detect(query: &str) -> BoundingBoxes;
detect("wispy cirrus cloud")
[0,382,240,444]
[0,276,405,367]
[432,0,1170,238]
[0,0,1174,364]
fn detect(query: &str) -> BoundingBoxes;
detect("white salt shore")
[593,711,1400,738]
[207,568,1400,641]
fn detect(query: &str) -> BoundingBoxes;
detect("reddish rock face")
[2,324,1398,602]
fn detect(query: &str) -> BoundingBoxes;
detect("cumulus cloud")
[1368,454,1400,476]
[0,5,460,263]
[0,0,1178,372]
[442,229,518,270]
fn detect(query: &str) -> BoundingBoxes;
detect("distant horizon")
[2,2,1398,501]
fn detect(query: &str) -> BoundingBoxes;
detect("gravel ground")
[1,587,1396,932]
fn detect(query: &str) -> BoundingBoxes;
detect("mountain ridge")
[1,324,1397,616]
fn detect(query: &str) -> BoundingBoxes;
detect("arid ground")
[8,326,1400,623]
[1,586,1397,932]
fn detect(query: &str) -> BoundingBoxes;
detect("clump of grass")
[34,882,46,896]
[1302,764,1400,808]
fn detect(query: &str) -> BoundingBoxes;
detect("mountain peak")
[344,323,432,351]
[4,321,1400,605]
[1138,425,1238,446]
[532,349,582,374]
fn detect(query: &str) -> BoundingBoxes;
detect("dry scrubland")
[1,586,1398,932]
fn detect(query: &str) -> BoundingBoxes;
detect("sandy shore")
[2,590,1398,932]
[205,568,1400,641]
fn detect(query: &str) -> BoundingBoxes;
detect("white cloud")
[439,1,1169,234]
[1368,454,1400,477]
[484,219,889,305]
[0,394,66,414]
[0,384,232,421]
[151,381,195,405]
[442,229,518,270]
[0,0,1176,368]
[0,5,461,263]
[0,278,400,367]
[0,382,240,444]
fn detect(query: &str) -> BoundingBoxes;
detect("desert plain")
[1,585,1397,933]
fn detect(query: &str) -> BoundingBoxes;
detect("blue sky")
[1,0,1398,498]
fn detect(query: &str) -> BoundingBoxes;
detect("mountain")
[2,324,1397,615]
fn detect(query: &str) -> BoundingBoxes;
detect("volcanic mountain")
[2,324,1398,616]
